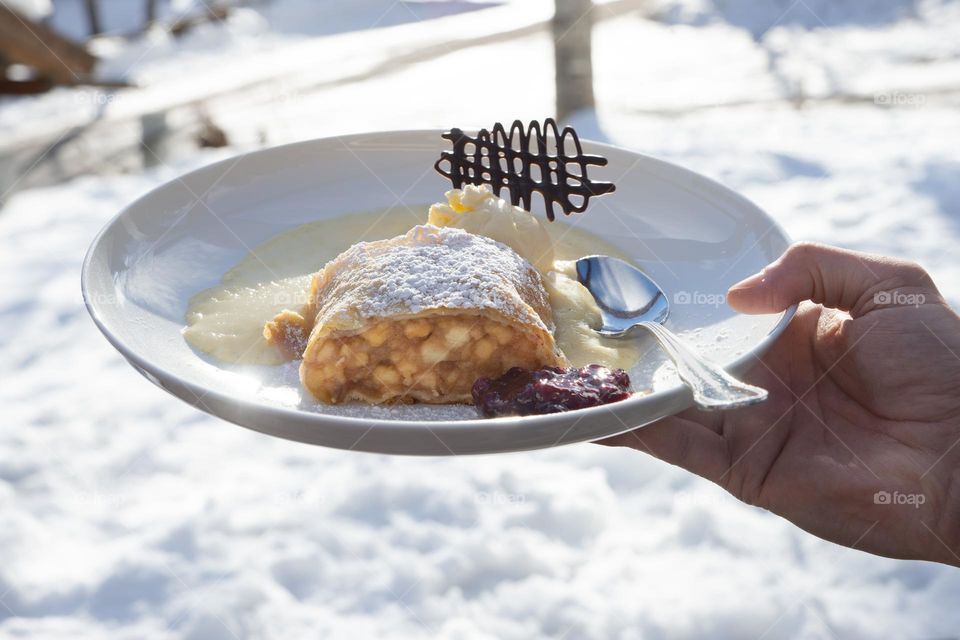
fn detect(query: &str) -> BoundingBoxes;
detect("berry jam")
[472,365,631,418]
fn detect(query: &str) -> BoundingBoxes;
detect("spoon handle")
[640,321,768,410]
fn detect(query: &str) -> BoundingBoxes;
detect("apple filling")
[300,314,559,404]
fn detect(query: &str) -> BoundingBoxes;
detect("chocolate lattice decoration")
[434,119,615,221]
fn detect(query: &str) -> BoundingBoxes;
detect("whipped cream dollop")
[428,184,555,271]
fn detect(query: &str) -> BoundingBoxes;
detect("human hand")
[602,242,960,565]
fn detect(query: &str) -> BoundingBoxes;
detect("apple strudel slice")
[283,225,566,404]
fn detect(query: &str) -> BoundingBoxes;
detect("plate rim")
[81,128,797,452]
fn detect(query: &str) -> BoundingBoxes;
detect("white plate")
[82,130,795,455]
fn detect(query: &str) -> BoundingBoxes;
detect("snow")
[0,0,547,149]
[2,0,960,638]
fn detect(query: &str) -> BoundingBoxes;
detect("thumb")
[726,242,938,317]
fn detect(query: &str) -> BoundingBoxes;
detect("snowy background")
[2,0,960,638]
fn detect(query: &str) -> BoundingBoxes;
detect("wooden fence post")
[553,0,596,121]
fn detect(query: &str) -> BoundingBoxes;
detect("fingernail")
[729,271,765,292]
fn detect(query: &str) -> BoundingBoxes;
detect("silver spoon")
[575,255,767,410]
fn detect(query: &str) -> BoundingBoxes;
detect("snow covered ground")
[2,1,960,638]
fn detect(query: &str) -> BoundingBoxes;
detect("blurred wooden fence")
[0,0,245,94]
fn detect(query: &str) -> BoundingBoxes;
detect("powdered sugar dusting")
[314,225,553,332]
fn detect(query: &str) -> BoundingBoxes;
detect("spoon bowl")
[575,255,669,336]
[575,255,768,411]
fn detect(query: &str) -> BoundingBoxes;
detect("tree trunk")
[553,0,596,121]
[84,0,102,36]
